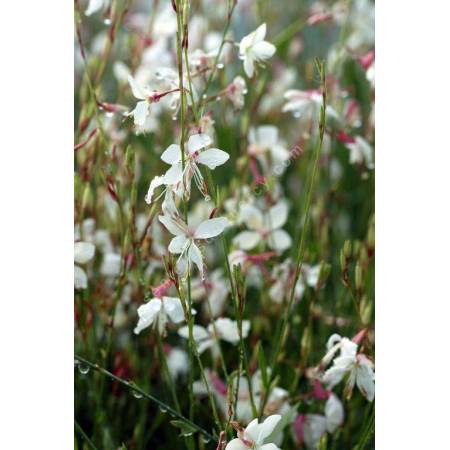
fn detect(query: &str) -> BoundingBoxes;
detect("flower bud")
[360,296,373,325]
[343,240,352,258]
[355,262,363,291]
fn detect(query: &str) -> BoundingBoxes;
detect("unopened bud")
[368,219,375,249]
[301,327,312,361]
[82,184,92,210]
[355,263,363,291]
[343,240,352,258]
[340,249,346,272]
[125,145,135,174]
[360,296,373,325]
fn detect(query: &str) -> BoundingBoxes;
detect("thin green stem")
[74,354,216,443]
[75,420,99,450]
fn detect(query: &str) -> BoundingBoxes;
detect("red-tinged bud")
[312,379,330,400]
[74,128,98,152]
[152,279,174,298]
[352,328,368,345]
[106,176,119,203]
[359,50,375,70]
[307,12,333,25]
[337,130,356,144]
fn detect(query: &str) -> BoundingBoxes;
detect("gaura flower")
[74,241,95,289]
[239,23,276,78]
[158,200,229,279]
[178,318,250,354]
[134,296,185,335]
[322,334,375,402]
[85,0,108,16]
[226,76,247,109]
[145,133,229,203]
[226,414,282,450]
[233,202,291,252]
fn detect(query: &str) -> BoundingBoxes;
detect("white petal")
[241,204,264,230]
[323,366,347,388]
[252,41,276,60]
[85,0,104,16]
[254,125,278,147]
[325,393,344,433]
[127,75,147,100]
[196,148,230,169]
[187,133,212,154]
[194,217,229,239]
[257,414,282,443]
[158,214,187,237]
[178,324,210,341]
[168,235,188,254]
[254,23,267,43]
[260,445,281,450]
[163,297,185,323]
[211,318,240,344]
[74,242,95,264]
[161,144,182,164]
[233,231,261,250]
[268,229,291,251]
[145,175,165,204]
[176,254,189,278]
[162,162,183,186]
[74,265,88,289]
[131,100,149,127]
[243,55,254,78]
[134,299,162,334]
[267,202,288,230]
[189,243,204,278]
[356,364,375,401]
[224,438,248,450]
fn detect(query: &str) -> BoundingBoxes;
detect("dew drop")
[132,390,143,399]
[74,359,80,367]
[215,96,221,102]
[172,115,177,121]
[243,89,248,94]
[78,364,90,375]
[103,18,112,25]
[217,63,224,69]
[159,406,168,413]
[202,94,207,100]
[202,436,211,443]
[105,111,114,118]
[182,432,194,437]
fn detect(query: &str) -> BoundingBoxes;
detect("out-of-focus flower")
[226,76,247,109]
[85,0,108,16]
[74,241,95,289]
[226,414,282,450]
[178,318,250,353]
[248,126,290,174]
[100,252,121,277]
[346,136,374,169]
[233,202,291,252]
[134,296,185,335]
[322,334,375,401]
[167,347,189,379]
[239,23,276,78]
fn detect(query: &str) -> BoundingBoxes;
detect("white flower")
[226,76,247,109]
[100,252,121,277]
[158,200,229,279]
[134,296,185,335]
[248,126,290,174]
[346,136,374,169]
[233,202,291,252]
[146,133,229,203]
[178,318,250,353]
[74,242,95,289]
[85,0,108,16]
[239,23,276,78]
[226,414,282,450]
[322,335,375,401]
[324,393,344,433]
[167,347,189,380]
[127,76,155,127]
[282,89,323,119]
